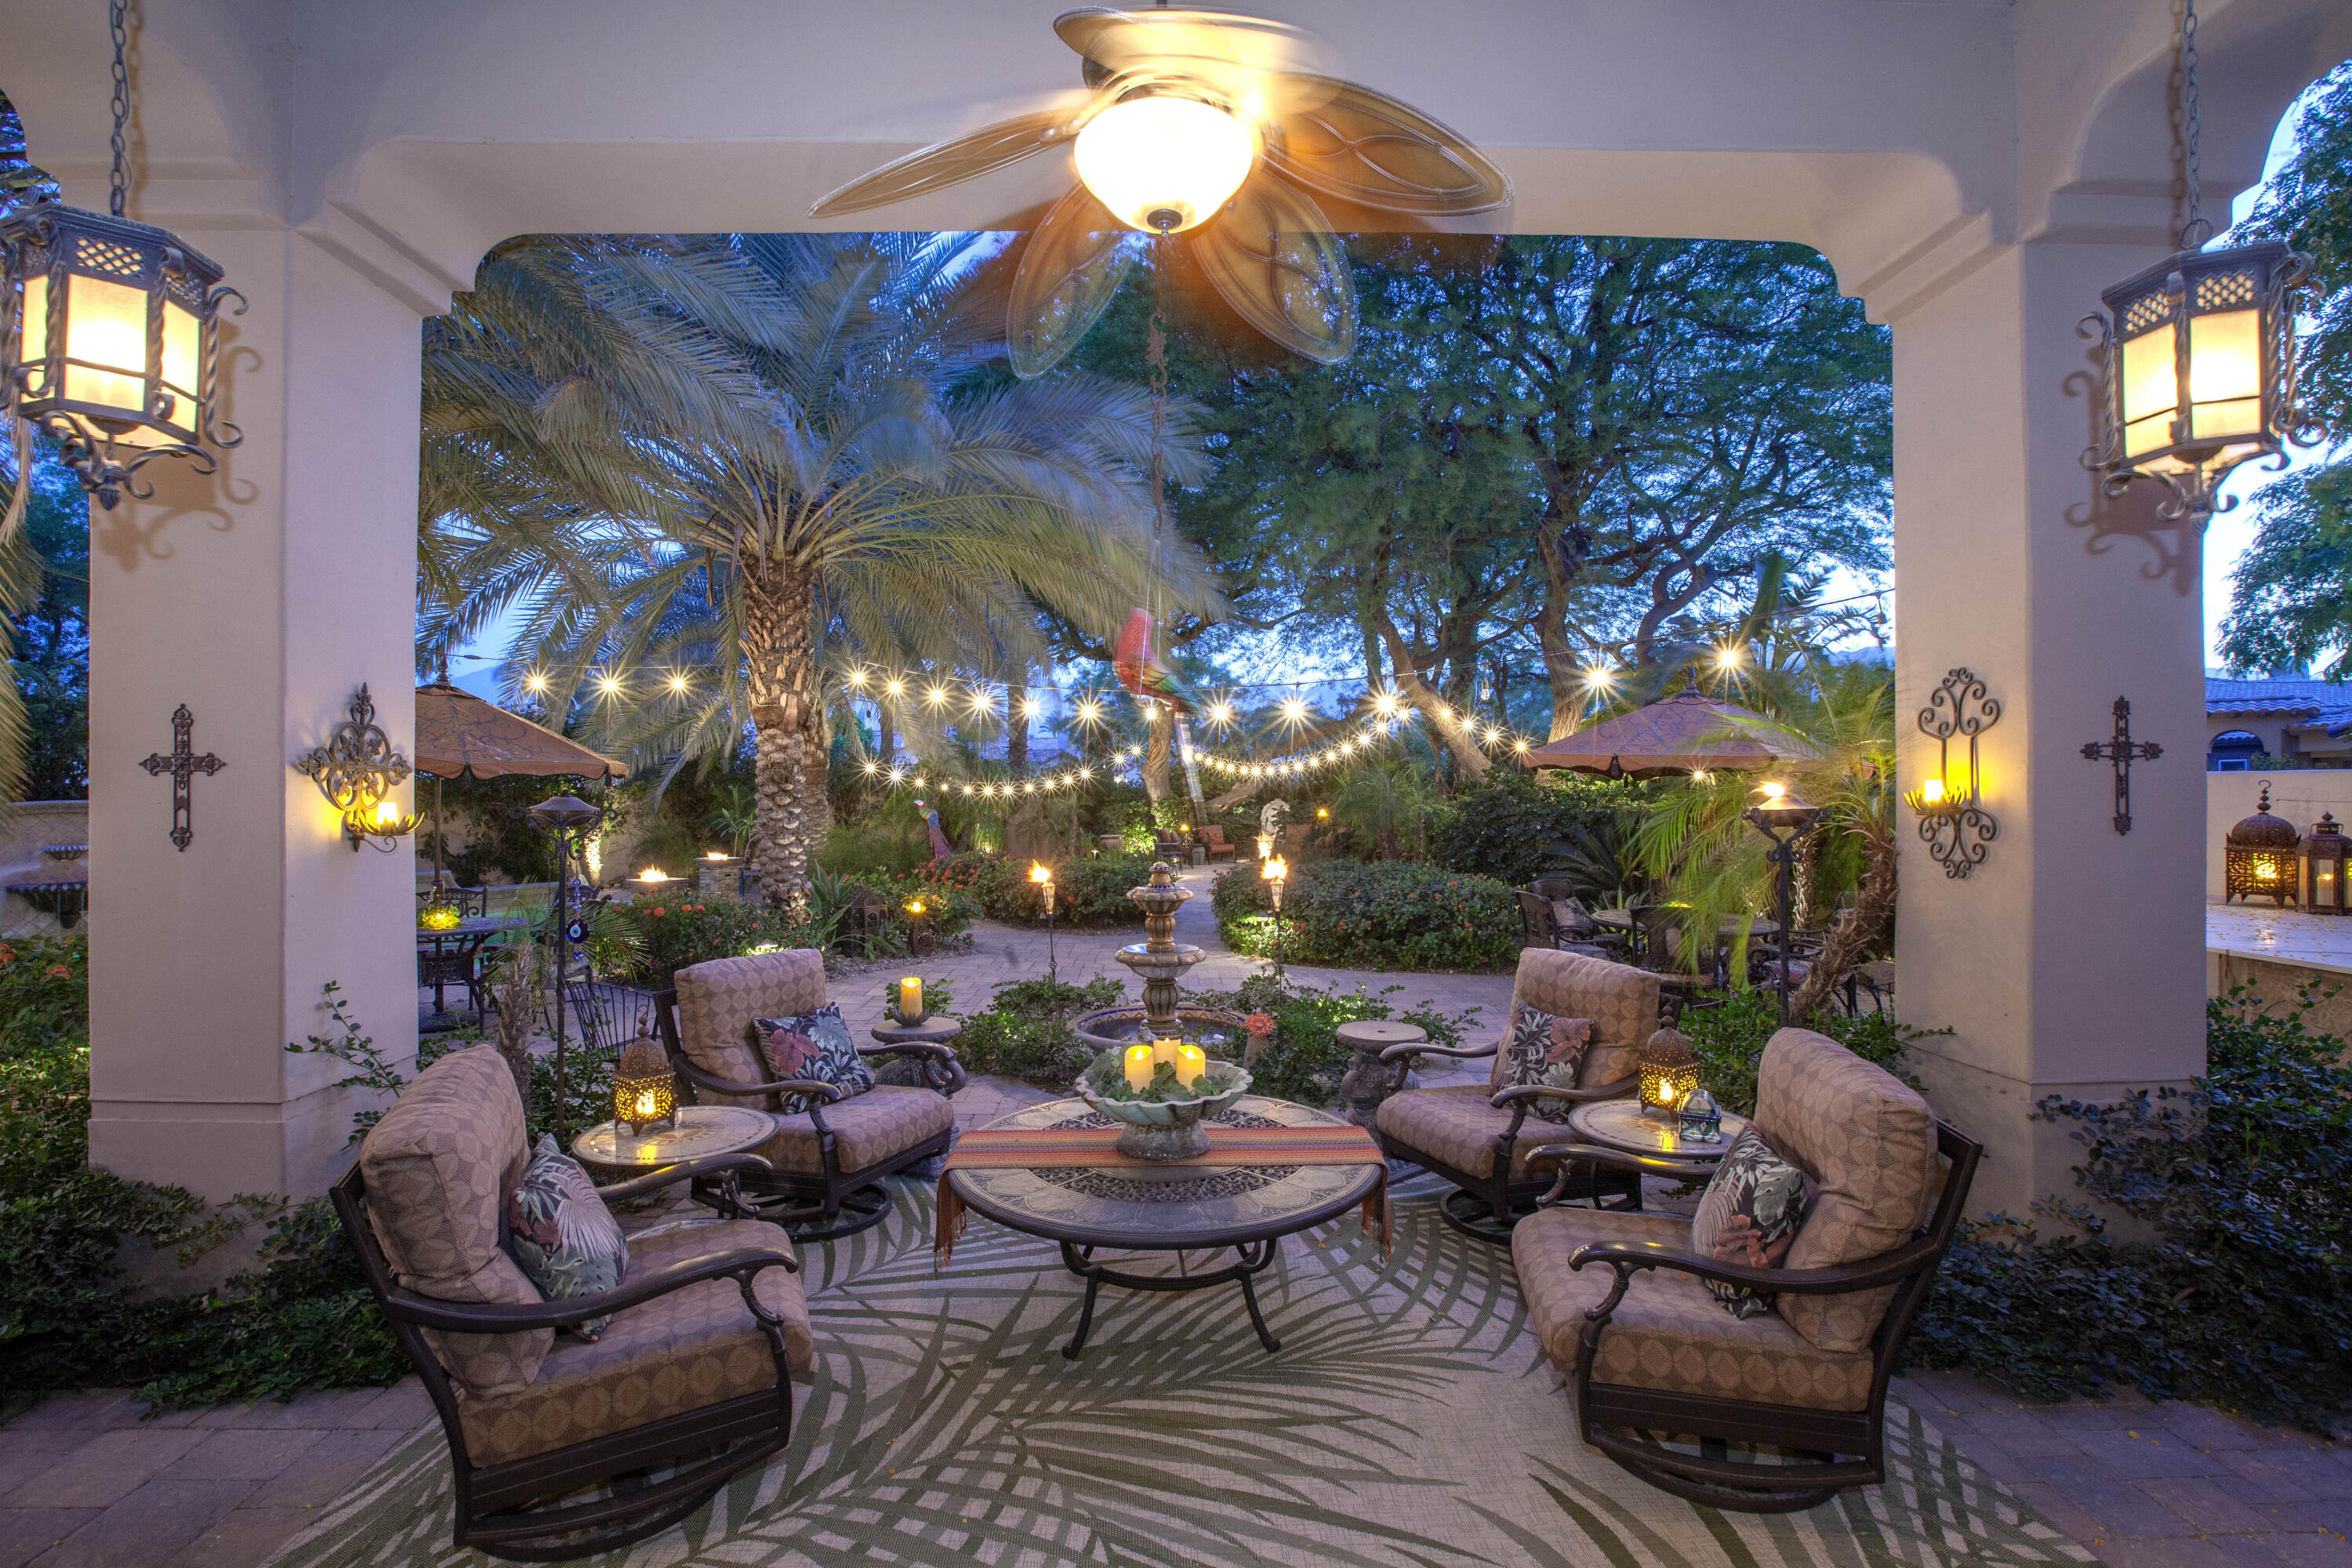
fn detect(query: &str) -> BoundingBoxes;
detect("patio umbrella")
[1517,688,1799,779]
[413,676,626,892]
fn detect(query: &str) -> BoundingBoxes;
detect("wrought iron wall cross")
[140,704,224,851]
[2082,696,2161,835]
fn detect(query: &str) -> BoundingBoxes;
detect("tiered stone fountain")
[1073,862,1244,1051]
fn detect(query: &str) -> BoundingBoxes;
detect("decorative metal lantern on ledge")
[2223,784,2299,906]
[2302,812,2350,917]
[1638,1029,1698,1124]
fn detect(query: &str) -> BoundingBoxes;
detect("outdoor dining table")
[416,913,527,1030]
[1589,907,1778,938]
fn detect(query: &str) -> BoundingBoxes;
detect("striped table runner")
[935,1123,1388,1265]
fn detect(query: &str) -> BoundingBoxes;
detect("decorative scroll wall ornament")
[293,684,419,851]
[2082,697,2161,835]
[140,704,223,851]
[1904,667,2000,880]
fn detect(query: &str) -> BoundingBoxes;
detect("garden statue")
[914,798,953,859]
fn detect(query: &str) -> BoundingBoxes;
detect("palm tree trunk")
[1008,663,1029,775]
[744,559,818,914]
[1788,830,1894,1019]
[1144,715,1171,802]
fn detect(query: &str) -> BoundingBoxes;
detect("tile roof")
[2208,677,2352,735]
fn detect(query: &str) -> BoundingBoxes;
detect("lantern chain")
[107,0,129,219]
[2175,0,2209,249]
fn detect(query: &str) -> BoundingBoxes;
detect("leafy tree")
[417,234,1210,909]
[2219,64,2352,677]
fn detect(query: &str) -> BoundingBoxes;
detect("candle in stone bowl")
[1124,1044,1155,1091]
[1174,1043,1207,1089]
[1152,1036,1181,1070]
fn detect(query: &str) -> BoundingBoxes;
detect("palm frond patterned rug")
[267,1174,2090,1568]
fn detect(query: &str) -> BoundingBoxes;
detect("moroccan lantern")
[613,1029,677,1137]
[1638,1029,1699,1123]
[2301,812,2350,918]
[2223,785,2299,907]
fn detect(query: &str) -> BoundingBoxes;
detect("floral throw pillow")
[506,1134,628,1341]
[754,1002,873,1116]
[1690,1126,1811,1319]
[1495,1005,1594,1123]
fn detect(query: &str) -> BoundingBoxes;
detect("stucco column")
[85,221,425,1203]
[1889,239,2208,1220]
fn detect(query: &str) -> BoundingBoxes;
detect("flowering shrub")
[1213,858,1518,972]
[615,899,824,987]
[891,850,1160,930]
[953,975,1127,1083]
[1191,974,1483,1107]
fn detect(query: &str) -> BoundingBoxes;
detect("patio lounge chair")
[330,1044,812,1559]
[1374,948,1653,1242]
[1512,1027,1980,1513]
[1199,824,1239,862]
[655,949,964,1240]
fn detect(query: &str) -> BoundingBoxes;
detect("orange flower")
[651,907,666,917]
[46,965,69,977]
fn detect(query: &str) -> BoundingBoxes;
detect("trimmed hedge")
[1212,858,1518,972]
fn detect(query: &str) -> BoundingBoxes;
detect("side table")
[572,1105,778,1218]
[1332,1020,1425,1128]
[868,1016,964,1088]
[1563,1097,1751,1163]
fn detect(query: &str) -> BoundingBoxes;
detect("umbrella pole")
[430,775,446,896]
[553,835,569,1145]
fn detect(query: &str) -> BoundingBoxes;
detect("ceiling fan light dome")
[1073,94,1254,233]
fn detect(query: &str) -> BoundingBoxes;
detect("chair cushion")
[1492,1006,1592,1124]
[1688,1126,1809,1319]
[673,950,829,1111]
[456,1218,814,1468]
[1754,1028,1939,1355]
[755,1002,873,1115]
[506,1134,629,1341]
[1512,1206,1872,1413]
[1501,949,1657,1091]
[358,1046,549,1399]
[757,1083,955,1175]
[1375,1084,1559,1180]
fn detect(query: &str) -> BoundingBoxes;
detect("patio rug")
[265,1174,2091,1568]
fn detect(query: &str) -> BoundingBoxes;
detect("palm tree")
[418,233,1214,910]
[1632,659,1896,1017]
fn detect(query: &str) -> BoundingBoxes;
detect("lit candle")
[899,976,922,1019]
[1174,1044,1207,1089]
[634,1090,661,1119]
[1124,1044,1155,1091]
[1152,1036,1181,1070]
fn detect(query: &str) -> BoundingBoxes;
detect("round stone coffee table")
[946,1094,1382,1359]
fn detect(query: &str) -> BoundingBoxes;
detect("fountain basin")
[1073,1004,1248,1054]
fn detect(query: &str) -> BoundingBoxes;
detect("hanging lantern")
[2301,812,2350,918]
[2078,0,2316,524]
[0,4,244,508]
[1637,1029,1699,1123]
[2223,784,2299,907]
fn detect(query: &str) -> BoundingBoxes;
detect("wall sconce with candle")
[1903,667,1999,880]
[293,685,419,852]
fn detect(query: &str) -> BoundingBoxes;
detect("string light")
[524,673,548,694]
[597,673,623,698]
[667,673,690,695]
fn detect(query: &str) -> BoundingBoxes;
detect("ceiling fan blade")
[809,106,1082,218]
[1007,183,1138,379]
[1258,75,1512,217]
[1191,176,1356,365]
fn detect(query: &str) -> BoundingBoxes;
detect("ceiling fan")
[809,6,1512,376]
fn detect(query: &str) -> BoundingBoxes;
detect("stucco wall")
[2207,773,2352,902]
